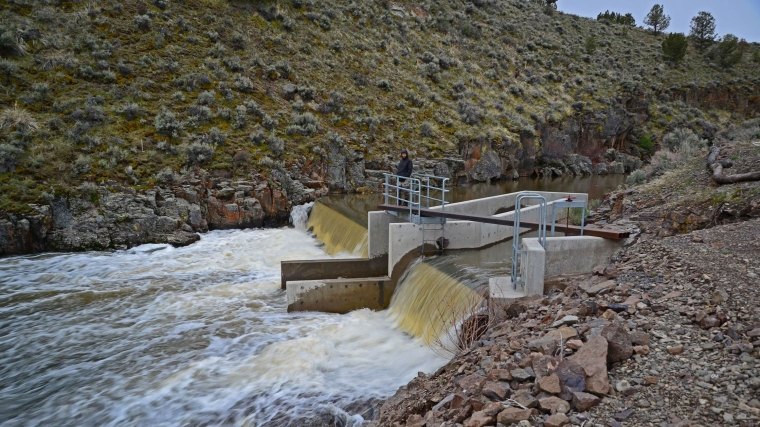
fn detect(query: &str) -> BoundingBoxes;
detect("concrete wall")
[286,277,392,313]
[285,191,600,313]
[280,255,387,289]
[540,236,622,277]
[368,211,402,258]
[493,236,622,300]
[520,239,546,296]
[428,191,587,216]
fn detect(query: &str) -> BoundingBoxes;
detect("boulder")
[601,322,633,364]
[571,391,601,411]
[497,408,533,425]
[580,279,615,296]
[482,381,509,401]
[456,373,486,395]
[511,389,538,409]
[538,373,562,394]
[569,335,610,394]
[539,396,570,414]
[545,413,570,427]
[555,359,586,401]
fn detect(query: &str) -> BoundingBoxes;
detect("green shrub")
[233,74,254,93]
[0,106,39,137]
[662,128,702,152]
[584,35,597,55]
[187,105,212,125]
[709,34,745,68]
[0,143,22,173]
[223,56,244,72]
[134,15,151,31]
[71,104,106,124]
[233,105,247,129]
[267,134,285,156]
[0,29,25,57]
[421,121,437,137]
[662,33,687,62]
[186,142,214,165]
[154,108,183,137]
[626,169,646,186]
[232,150,251,169]
[458,102,483,125]
[286,113,318,136]
[73,154,91,175]
[191,127,225,146]
[597,10,635,27]
[318,91,344,115]
[197,90,216,106]
[119,103,143,120]
[637,135,655,152]
[0,59,19,82]
[647,149,677,176]
[249,129,265,145]
[245,100,264,117]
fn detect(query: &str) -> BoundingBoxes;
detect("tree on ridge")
[644,4,670,36]
[689,11,717,51]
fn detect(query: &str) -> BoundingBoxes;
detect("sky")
[556,0,760,42]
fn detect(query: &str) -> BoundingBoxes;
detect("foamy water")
[0,228,447,426]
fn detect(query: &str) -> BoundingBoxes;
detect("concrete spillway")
[284,191,626,337]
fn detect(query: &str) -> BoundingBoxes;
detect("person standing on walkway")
[396,149,413,205]
[396,149,412,180]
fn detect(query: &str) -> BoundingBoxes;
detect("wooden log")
[707,146,760,184]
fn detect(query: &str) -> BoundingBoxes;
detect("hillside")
[1,0,759,254]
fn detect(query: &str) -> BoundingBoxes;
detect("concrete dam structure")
[282,175,629,347]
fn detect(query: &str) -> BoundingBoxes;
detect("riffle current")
[0,228,447,426]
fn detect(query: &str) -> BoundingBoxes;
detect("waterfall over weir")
[302,199,506,351]
[306,202,369,257]
[387,262,485,348]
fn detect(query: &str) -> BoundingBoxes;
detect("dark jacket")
[396,157,413,178]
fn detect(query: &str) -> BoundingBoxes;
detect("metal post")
[512,192,547,290]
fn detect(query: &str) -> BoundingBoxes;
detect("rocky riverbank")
[1,148,637,256]
[369,135,760,426]
[0,169,325,255]
[372,217,759,426]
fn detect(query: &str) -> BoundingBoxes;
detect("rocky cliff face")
[458,100,647,182]
[0,171,326,256]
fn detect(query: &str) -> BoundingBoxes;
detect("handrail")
[412,173,449,209]
[383,173,421,218]
[383,173,449,218]
[511,192,547,290]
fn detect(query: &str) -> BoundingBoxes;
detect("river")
[0,175,625,426]
[0,228,446,426]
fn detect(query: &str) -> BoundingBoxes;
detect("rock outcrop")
[0,171,326,256]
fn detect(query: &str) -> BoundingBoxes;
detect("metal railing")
[511,192,547,289]
[412,173,449,209]
[550,197,587,236]
[382,173,449,219]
